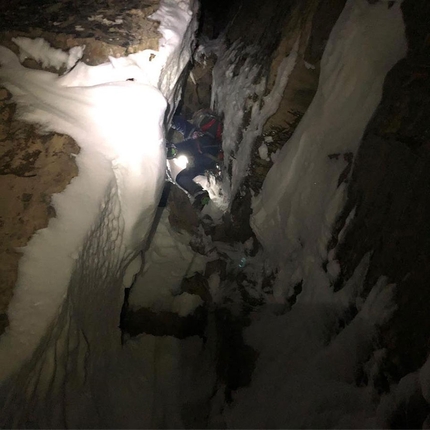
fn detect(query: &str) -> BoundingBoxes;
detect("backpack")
[192,109,223,142]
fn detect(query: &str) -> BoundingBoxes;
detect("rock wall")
[0,0,160,334]
[0,94,79,334]
[332,0,430,405]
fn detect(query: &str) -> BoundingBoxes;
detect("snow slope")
[0,0,198,427]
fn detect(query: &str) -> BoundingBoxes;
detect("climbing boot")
[192,190,210,210]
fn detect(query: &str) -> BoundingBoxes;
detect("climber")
[167,108,223,209]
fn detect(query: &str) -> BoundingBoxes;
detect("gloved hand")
[191,130,204,139]
[166,143,177,159]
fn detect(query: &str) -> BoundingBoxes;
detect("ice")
[212,37,299,202]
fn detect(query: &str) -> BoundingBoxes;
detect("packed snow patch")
[12,37,84,71]
[258,142,269,161]
[172,292,203,317]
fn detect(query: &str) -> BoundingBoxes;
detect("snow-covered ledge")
[0,0,197,427]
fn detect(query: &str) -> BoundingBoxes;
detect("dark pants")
[176,167,204,196]
[176,156,216,196]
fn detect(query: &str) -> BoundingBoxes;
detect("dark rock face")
[0,0,160,57]
[332,0,430,390]
[167,184,200,233]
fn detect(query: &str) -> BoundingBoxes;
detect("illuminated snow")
[0,0,198,426]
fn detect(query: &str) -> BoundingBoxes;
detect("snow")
[151,0,199,119]
[374,350,430,428]
[209,0,409,427]
[192,9,411,425]
[128,209,206,312]
[258,142,269,161]
[88,15,124,26]
[212,0,411,428]
[223,258,397,429]
[194,173,229,216]
[0,58,167,380]
[172,292,203,316]
[304,60,316,70]
[12,37,84,71]
[0,0,200,426]
[251,0,407,301]
[270,148,280,162]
